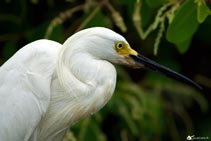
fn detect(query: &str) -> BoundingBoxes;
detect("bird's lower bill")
[129,54,202,90]
[124,56,141,68]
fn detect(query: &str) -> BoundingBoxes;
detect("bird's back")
[0,39,61,141]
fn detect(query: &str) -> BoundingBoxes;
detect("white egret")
[0,27,201,141]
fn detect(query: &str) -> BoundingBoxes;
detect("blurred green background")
[0,0,211,141]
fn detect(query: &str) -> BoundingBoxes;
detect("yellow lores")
[115,41,138,56]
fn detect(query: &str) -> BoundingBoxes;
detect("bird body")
[0,27,201,141]
[0,28,120,141]
[0,39,61,141]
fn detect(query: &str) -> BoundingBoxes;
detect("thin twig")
[133,1,172,40]
[105,0,127,32]
[165,105,181,141]
[75,5,101,32]
[45,4,85,38]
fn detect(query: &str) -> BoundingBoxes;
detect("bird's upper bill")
[123,46,202,90]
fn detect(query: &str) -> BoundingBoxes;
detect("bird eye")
[115,41,124,49]
[117,43,123,49]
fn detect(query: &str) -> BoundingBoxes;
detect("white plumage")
[0,27,128,141]
[0,27,201,141]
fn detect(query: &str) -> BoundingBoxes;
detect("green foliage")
[196,0,211,23]
[134,0,210,54]
[166,0,199,53]
[174,38,192,53]
[1,0,210,54]
[0,0,209,141]
[146,0,168,8]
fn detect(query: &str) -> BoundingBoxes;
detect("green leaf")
[166,0,199,43]
[175,38,192,54]
[197,0,211,23]
[146,0,168,8]
[140,0,156,28]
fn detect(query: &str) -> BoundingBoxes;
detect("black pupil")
[118,43,123,48]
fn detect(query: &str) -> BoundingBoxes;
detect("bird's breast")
[35,57,117,140]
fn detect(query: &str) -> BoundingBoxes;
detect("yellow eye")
[115,41,129,55]
[115,41,137,56]
[115,41,125,50]
[116,42,123,49]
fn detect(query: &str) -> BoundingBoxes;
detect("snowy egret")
[0,27,201,141]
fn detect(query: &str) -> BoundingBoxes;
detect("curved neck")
[39,45,117,140]
[56,45,116,97]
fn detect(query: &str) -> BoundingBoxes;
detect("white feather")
[0,39,61,141]
[0,27,128,141]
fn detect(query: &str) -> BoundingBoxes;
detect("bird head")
[62,27,202,90]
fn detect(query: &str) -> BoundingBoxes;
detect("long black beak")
[130,54,202,90]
